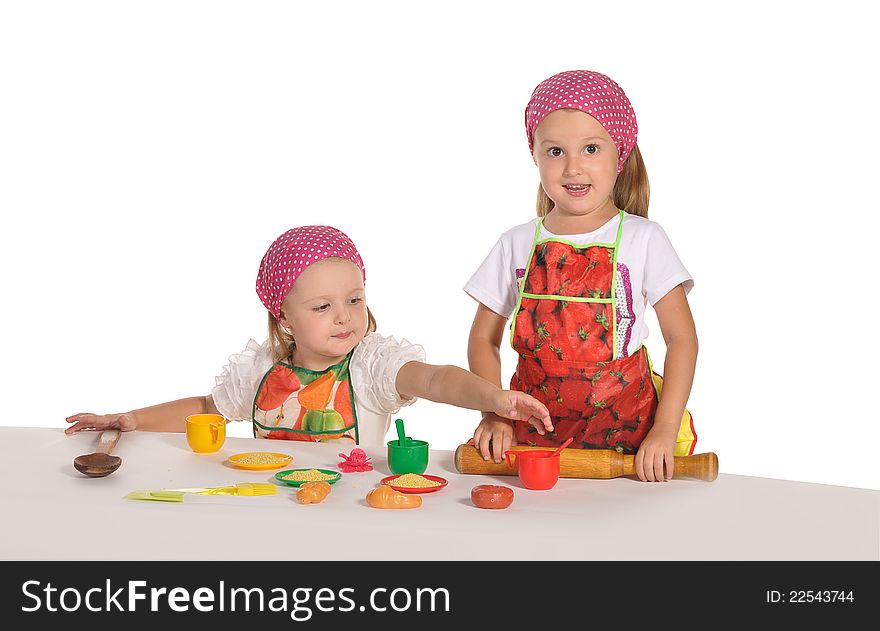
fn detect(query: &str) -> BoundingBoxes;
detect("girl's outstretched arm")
[395,359,552,437]
[65,395,220,434]
[634,284,698,482]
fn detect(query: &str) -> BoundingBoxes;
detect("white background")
[1,1,877,489]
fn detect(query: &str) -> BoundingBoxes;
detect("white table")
[3,427,877,560]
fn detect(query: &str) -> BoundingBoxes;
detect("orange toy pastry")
[365,485,422,509]
[296,481,332,504]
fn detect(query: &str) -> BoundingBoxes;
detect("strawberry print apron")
[251,352,359,443]
[510,210,696,455]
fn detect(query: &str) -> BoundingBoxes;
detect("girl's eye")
[585,144,598,155]
[314,304,330,312]
[548,147,563,158]
[349,297,363,305]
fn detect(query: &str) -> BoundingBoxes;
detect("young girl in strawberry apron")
[66,226,551,448]
[465,70,698,482]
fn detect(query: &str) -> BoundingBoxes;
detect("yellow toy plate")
[228,452,293,470]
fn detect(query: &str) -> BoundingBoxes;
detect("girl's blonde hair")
[268,309,377,363]
[535,143,650,219]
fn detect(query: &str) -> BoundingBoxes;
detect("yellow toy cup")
[185,414,226,453]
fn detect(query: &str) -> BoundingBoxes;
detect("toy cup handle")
[504,451,516,469]
[210,420,224,443]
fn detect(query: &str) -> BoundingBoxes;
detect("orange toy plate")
[380,474,448,494]
[228,452,292,470]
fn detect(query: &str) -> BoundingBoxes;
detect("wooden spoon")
[73,430,122,477]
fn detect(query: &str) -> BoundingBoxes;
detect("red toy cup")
[504,449,560,490]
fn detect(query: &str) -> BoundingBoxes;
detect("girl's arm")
[395,361,550,435]
[395,314,552,441]
[634,284,698,481]
[467,304,520,462]
[65,396,219,434]
[468,303,506,386]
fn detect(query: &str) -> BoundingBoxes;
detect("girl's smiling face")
[278,258,368,370]
[533,109,619,225]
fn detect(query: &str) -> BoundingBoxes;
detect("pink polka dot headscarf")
[256,225,365,320]
[525,70,638,174]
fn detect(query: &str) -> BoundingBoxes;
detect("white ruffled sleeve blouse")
[211,332,426,448]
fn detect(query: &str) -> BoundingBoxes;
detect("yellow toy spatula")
[126,483,277,502]
[125,490,185,502]
[156,483,277,497]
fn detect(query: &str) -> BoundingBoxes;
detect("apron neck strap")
[613,209,625,248]
[536,209,626,246]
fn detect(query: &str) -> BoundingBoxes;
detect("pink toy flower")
[338,448,373,473]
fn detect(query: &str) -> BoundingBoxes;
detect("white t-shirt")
[210,332,426,449]
[464,212,693,358]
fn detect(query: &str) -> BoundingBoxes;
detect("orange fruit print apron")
[510,210,696,455]
[251,352,359,443]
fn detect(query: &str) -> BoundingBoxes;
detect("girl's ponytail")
[535,184,554,218]
[268,313,296,363]
[612,144,649,219]
[535,143,650,219]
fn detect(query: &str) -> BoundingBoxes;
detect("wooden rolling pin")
[454,444,718,481]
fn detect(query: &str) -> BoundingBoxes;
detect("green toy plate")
[274,468,342,488]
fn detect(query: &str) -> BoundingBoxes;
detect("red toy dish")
[380,474,448,494]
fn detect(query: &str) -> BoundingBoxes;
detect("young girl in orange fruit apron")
[213,225,418,447]
[465,70,697,462]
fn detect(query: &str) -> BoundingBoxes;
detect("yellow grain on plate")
[386,473,440,488]
[281,469,337,482]
[235,453,289,465]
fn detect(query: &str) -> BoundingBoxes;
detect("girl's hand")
[491,389,553,435]
[473,413,516,463]
[65,412,137,435]
[633,426,677,482]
